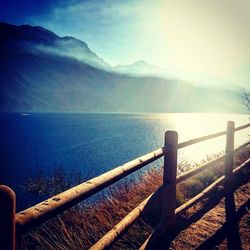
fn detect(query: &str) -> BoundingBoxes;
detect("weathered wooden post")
[162,130,178,228]
[141,131,178,250]
[224,121,241,249]
[0,185,16,250]
[225,121,235,184]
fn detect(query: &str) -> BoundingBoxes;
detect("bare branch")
[242,92,250,112]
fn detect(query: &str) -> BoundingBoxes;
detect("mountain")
[114,60,244,91]
[0,22,111,70]
[114,60,167,76]
[0,22,246,113]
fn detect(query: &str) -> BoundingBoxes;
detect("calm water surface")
[0,112,249,210]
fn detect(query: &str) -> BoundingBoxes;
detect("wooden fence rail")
[0,121,249,249]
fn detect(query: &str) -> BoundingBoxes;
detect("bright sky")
[1,0,250,88]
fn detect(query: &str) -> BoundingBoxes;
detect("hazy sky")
[1,0,250,87]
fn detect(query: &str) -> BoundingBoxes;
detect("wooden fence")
[0,121,249,250]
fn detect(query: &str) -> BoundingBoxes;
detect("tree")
[242,92,250,112]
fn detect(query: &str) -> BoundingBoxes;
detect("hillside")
[0,22,245,113]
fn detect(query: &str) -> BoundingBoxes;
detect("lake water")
[0,112,249,210]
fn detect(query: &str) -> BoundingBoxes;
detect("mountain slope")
[0,22,245,113]
[0,22,111,70]
[114,60,245,91]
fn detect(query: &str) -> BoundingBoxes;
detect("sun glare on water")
[159,113,249,164]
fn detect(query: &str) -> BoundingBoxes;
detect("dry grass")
[17,146,250,250]
[17,167,162,249]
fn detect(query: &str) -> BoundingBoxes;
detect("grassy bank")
[17,145,250,249]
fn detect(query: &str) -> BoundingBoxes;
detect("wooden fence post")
[225,121,235,183]
[0,185,16,250]
[162,130,178,228]
[224,121,241,249]
[141,131,178,249]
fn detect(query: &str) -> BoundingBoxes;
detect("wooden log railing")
[0,121,249,249]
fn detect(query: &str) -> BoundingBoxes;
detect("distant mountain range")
[0,22,246,113]
[114,60,246,91]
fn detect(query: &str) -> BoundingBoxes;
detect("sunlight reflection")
[165,113,249,163]
[131,112,249,164]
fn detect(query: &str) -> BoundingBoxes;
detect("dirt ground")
[169,178,250,250]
